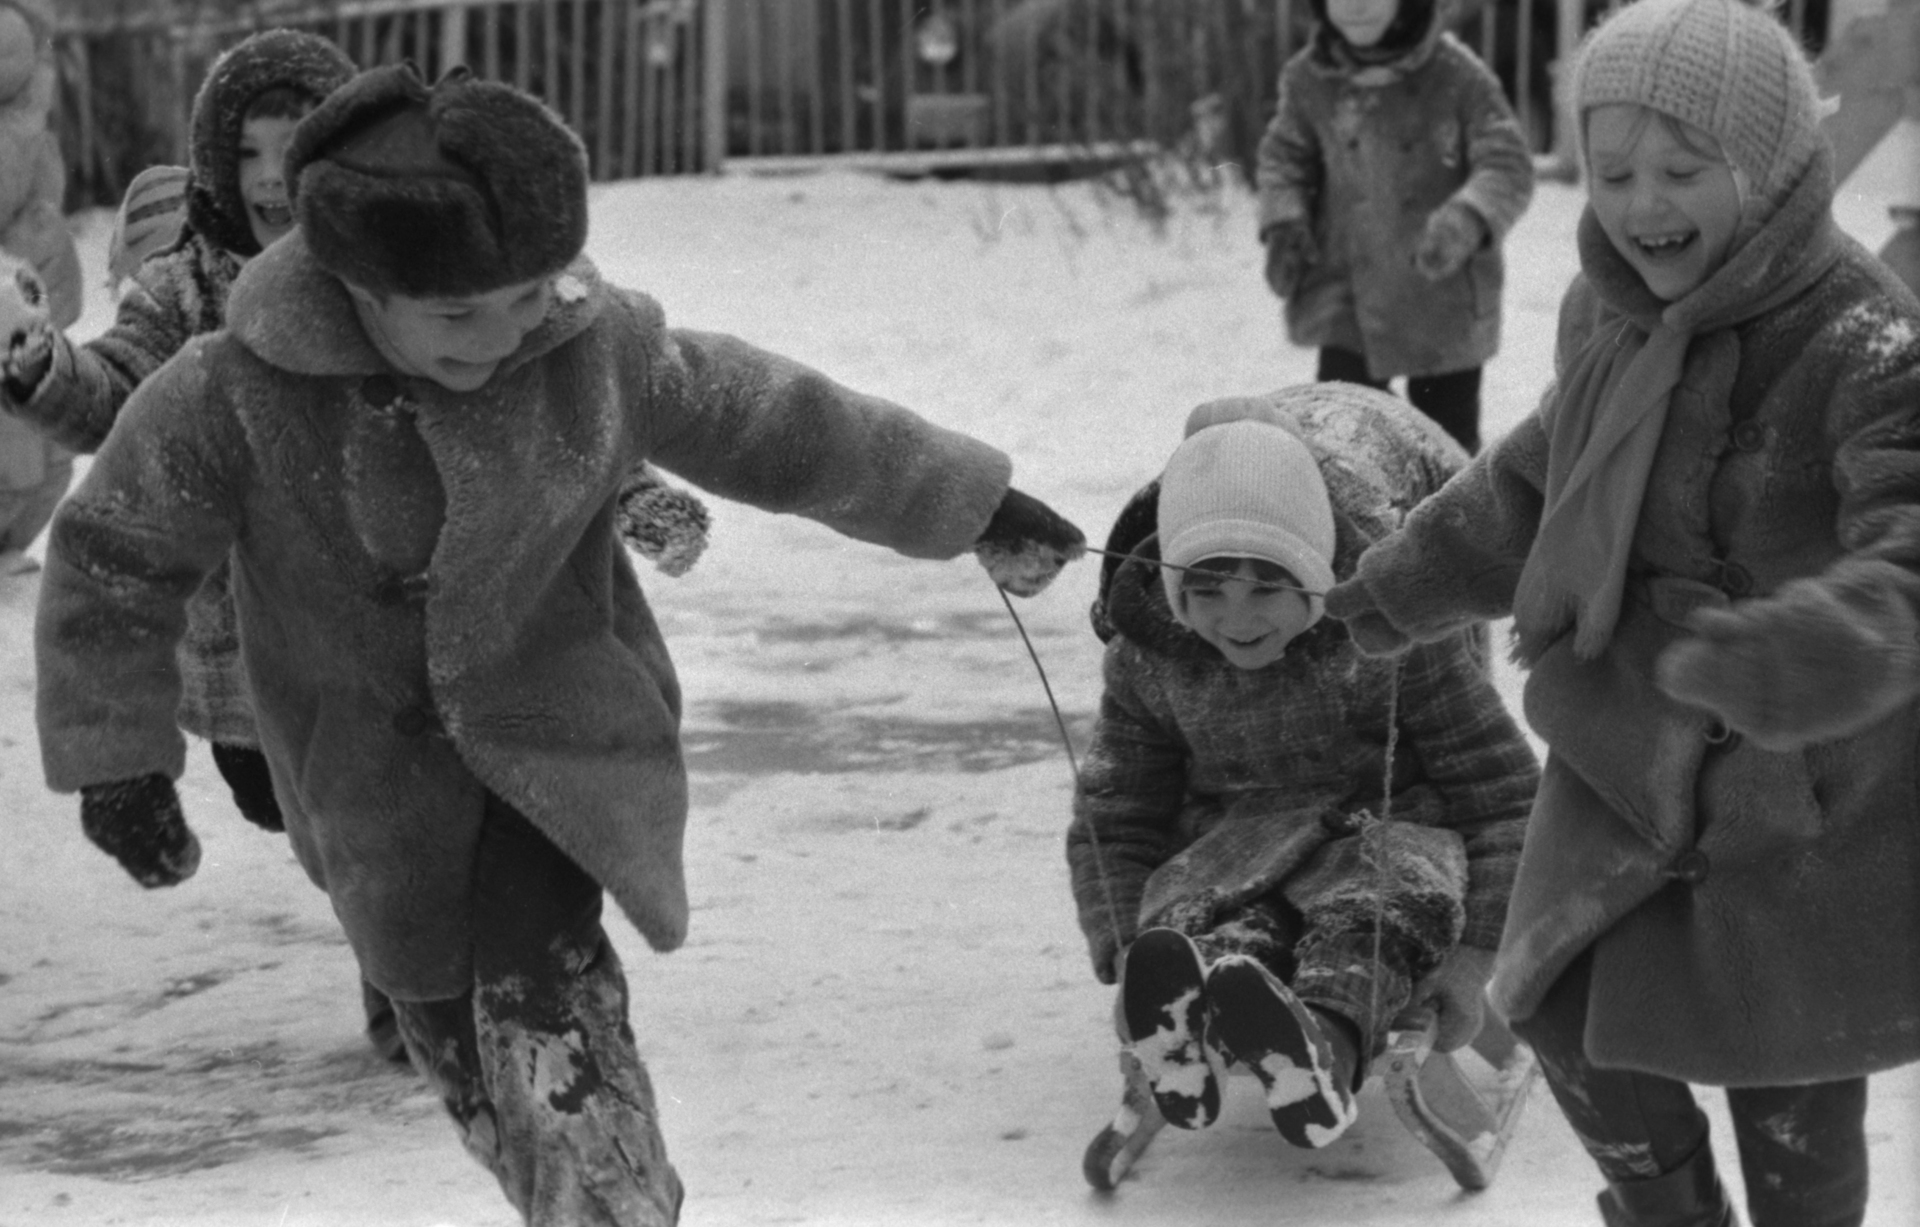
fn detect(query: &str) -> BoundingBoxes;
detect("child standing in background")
[1256,0,1534,453]
[0,0,80,575]
[1327,1,1920,1223]
[1070,384,1536,1148]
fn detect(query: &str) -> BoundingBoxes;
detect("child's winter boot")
[1205,954,1358,1148]
[1597,1140,1738,1227]
[1121,927,1228,1129]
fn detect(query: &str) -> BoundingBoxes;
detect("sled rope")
[994,585,1129,964]
[1365,657,1403,1047]
[1084,545,1324,595]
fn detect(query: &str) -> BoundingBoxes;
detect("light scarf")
[1511,149,1842,661]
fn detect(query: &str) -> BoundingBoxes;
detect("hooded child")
[1255,0,1534,453]
[1325,1,1920,1223]
[1070,382,1537,1149]
[0,0,80,575]
[33,62,1085,1227]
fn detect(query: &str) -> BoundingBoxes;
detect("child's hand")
[1411,946,1495,1052]
[1414,202,1487,281]
[1655,579,1920,751]
[2,321,54,404]
[1324,576,1414,656]
[974,487,1086,597]
[79,774,201,888]
[616,463,712,577]
[1262,222,1317,300]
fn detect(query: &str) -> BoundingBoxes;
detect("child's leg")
[1725,1080,1869,1227]
[392,794,682,1227]
[1511,949,1737,1227]
[1405,367,1483,455]
[1315,346,1390,391]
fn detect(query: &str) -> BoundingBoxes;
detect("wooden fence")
[52,0,1836,207]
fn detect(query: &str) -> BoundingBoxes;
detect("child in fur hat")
[0,0,78,576]
[1255,0,1534,454]
[33,61,1083,1226]
[1071,382,1536,1148]
[1326,1,1920,1222]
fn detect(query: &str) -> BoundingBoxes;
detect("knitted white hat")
[1571,0,1824,215]
[1157,419,1337,627]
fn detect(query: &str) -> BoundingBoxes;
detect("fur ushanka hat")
[186,29,356,258]
[287,62,589,298]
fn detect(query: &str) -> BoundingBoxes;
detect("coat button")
[392,705,434,737]
[1670,849,1710,885]
[1704,719,1737,747]
[1731,421,1767,452]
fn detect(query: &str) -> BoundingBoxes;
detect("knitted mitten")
[80,773,200,887]
[1414,201,1486,281]
[210,741,284,832]
[974,486,1086,597]
[616,463,712,578]
[1262,221,1318,300]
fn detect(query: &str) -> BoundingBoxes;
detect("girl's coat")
[1256,24,1534,379]
[1344,150,1920,1085]
[35,233,1011,1000]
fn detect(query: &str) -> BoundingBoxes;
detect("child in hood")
[1255,0,1534,453]
[0,0,79,575]
[34,62,1083,1226]
[1070,383,1536,1147]
[1326,1,1920,1222]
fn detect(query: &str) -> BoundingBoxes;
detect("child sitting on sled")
[1068,382,1537,1147]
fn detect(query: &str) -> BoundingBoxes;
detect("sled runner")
[1082,1005,1538,1193]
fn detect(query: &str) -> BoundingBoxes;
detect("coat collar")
[224,229,607,379]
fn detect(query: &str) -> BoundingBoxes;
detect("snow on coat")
[35,232,1012,1000]
[1342,149,1920,1085]
[1255,23,1533,379]
[1068,386,1538,980]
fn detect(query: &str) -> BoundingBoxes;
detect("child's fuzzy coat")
[1338,147,1920,1085]
[1068,387,1538,982]
[1255,10,1533,380]
[36,233,1012,1000]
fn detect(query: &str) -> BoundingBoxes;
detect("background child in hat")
[33,61,1083,1226]
[1255,0,1534,454]
[0,0,79,576]
[1325,1,1920,1222]
[1070,383,1536,1148]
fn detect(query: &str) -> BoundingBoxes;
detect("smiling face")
[348,276,554,393]
[1585,103,1743,302]
[237,114,304,250]
[1178,558,1314,670]
[1326,0,1400,48]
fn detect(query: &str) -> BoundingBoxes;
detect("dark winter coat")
[1254,21,1534,379]
[1340,154,1920,1085]
[36,233,1012,1000]
[1068,388,1538,982]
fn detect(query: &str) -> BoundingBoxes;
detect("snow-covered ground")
[1,145,1914,1227]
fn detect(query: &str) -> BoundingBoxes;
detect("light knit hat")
[1156,418,1337,627]
[1570,0,1825,217]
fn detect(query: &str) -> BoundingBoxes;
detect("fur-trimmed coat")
[1338,157,1920,1085]
[1254,23,1533,379]
[1068,388,1538,982]
[35,233,1012,1000]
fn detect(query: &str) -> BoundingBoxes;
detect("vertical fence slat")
[663,6,682,173]
[807,0,824,154]
[595,0,616,178]
[621,2,641,176]
[703,0,727,171]
[543,0,559,106]
[899,0,914,150]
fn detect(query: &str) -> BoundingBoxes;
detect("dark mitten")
[974,486,1087,597]
[80,774,201,887]
[1655,576,1920,751]
[615,463,712,577]
[2,320,54,406]
[1262,221,1317,299]
[210,742,284,832]
[1324,576,1414,656]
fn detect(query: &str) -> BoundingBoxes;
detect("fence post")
[704,0,729,171]
[1538,0,1583,181]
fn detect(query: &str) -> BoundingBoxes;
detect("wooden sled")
[1082,1006,1538,1193]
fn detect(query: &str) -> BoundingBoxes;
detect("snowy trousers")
[1316,346,1483,455]
[389,795,683,1227]
[1181,897,1430,1079]
[1514,949,1869,1227]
